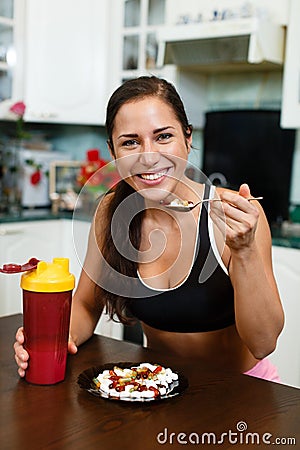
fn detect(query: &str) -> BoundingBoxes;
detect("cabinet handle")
[0,228,24,236]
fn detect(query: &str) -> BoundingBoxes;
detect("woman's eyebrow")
[117,133,138,140]
[153,126,174,134]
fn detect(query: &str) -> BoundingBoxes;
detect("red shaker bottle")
[21,258,75,385]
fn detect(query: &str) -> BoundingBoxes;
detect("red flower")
[30,170,41,185]
[10,101,26,117]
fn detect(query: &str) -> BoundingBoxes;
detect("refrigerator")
[202,110,296,224]
[18,149,70,208]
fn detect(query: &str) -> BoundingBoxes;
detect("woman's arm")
[211,184,284,359]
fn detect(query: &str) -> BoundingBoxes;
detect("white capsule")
[159,387,167,396]
[143,390,155,398]
[100,384,110,394]
[124,384,135,392]
[119,390,130,399]
[109,389,120,397]
[130,391,142,399]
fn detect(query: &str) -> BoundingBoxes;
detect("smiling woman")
[14,76,284,383]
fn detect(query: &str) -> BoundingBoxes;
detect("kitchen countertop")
[271,224,300,249]
[1,209,300,249]
[0,208,90,223]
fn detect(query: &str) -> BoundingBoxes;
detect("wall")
[45,124,111,161]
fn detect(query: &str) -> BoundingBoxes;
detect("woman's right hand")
[13,327,78,377]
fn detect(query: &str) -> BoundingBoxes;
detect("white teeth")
[140,170,167,181]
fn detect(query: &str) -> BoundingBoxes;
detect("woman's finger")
[15,326,25,344]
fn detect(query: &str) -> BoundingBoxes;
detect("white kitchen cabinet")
[111,0,174,86]
[23,0,111,125]
[0,0,24,104]
[280,0,300,128]
[270,246,300,388]
[0,219,124,340]
[110,0,205,128]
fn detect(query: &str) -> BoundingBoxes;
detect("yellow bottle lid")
[21,258,75,293]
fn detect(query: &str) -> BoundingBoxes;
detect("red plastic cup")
[23,290,72,385]
[21,258,75,385]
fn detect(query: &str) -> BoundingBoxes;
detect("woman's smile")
[135,167,172,185]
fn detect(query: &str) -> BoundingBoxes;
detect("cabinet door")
[281,0,300,128]
[24,0,110,125]
[270,246,300,388]
[0,0,25,104]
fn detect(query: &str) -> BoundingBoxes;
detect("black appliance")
[202,110,296,224]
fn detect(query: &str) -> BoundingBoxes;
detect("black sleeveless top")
[127,185,235,333]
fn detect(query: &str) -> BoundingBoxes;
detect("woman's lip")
[134,168,172,185]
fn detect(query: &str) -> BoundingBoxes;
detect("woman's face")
[110,97,192,203]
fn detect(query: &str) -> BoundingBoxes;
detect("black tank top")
[128,185,235,333]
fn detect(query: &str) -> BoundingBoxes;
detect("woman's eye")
[122,139,139,147]
[157,133,172,141]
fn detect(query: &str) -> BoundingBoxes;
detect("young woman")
[14,76,284,381]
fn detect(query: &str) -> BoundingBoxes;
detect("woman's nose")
[138,149,160,167]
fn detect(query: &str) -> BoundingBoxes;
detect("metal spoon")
[164,197,263,212]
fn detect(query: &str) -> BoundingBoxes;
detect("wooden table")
[1,315,299,449]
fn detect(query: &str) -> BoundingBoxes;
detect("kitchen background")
[1,0,300,388]
[0,0,300,214]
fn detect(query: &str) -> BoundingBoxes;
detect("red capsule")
[153,366,163,374]
[149,386,160,397]
[109,375,121,381]
[137,385,147,392]
[115,385,125,392]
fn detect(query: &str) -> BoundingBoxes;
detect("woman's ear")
[186,124,193,153]
[186,134,192,154]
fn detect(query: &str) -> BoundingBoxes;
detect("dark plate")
[77,361,188,403]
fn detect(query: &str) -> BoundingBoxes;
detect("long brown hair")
[97,76,192,324]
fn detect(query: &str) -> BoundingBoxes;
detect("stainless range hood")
[157,18,285,72]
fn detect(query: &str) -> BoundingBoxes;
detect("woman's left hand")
[209,183,260,252]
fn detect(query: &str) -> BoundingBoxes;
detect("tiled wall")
[46,124,111,162]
